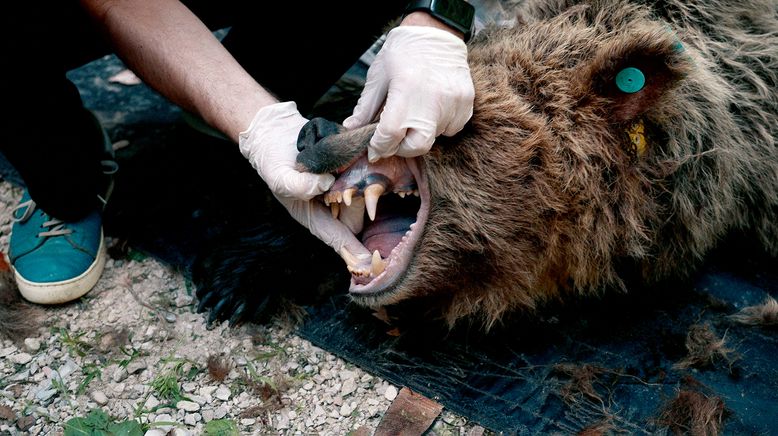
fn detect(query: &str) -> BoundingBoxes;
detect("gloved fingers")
[395,127,437,158]
[441,86,475,137]
[368,111,407,163]
[343,67,389,130]
[272,169,335,201]
[306,202,371,258]
[279,197,371,261]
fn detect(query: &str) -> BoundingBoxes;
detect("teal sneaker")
[8,191,106,304]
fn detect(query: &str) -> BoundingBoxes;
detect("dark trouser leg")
[0,3,111,222]
[220,1,407,114]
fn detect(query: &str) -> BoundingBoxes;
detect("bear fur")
[195,0,778,328]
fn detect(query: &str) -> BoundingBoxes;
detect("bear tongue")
[361,217,415,259]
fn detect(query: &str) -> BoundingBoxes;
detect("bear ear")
[577,29,692,123]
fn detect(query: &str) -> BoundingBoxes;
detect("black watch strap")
[404,0,476,42]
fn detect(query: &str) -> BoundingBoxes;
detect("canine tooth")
[331,203,340,220]
[364,184,385,221]
[398,192,406,198]
[371,250,386,276]
[324,193,331,206]
[343,188,356,206]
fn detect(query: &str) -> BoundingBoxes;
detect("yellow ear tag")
[627,121,647,156]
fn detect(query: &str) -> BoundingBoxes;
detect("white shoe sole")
[13,236,107,305]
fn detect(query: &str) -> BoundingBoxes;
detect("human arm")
[342,11,475,162]
[80,0,362,253]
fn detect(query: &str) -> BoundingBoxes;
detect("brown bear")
[196,0,778,328]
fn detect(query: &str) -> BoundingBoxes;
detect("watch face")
[431,0,476,28]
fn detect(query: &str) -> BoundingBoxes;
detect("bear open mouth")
[322,155,429,295]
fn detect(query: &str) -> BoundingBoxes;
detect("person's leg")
[1,2,112,221]
[0,3,113,304]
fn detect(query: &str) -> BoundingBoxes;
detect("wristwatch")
[403,0,476,42]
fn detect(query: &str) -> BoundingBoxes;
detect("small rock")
[163,312,177,323]
[276,412,290,430]
[313,405,325,418]
[174,295,193,308]
[17,415,35,431]
[112,367,128,383]
[201,409,215,422]
[187,395,205,406]
[182,382,197,393]
[170,429,191,436]
[303,382,314,391]
[23,338,41,353]
[176,401,200,412]
[240,418,256,426]
[0,346,17,358]
[234,356,247,366]
[339,402,356,417]
[340,379,357,397]
[361,374,373,383]
[10,353,32,365]
[184,413,201,426]
[145,395,160,409]
[199,386,217,397]
[212,406,227,419]
[340,370,356,380]
[0,405,15,420]
[126,361,147,375]
[35,389,57,402]
[384,386,398,401]
[214,386,230,401]
[144,430,166,436]
[91,391,108,405]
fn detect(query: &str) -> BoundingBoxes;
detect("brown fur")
[673,324,737,370]
[728,296,778,326]
[656,387,727,436]
[323,0,778,327]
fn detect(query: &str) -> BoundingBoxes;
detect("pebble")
[212,406,227,420]
[184,413,201,426]
[340,402,356,417]
[176,401,200,412]
[199,386,217,397]
[126,361,147,375]
[145,395,160,409]
[240,418,256,426]
[24,338,41,353]
[201,409,214,422]
[144,430,166,436]
[384,386,398,401]
[214,386,230,401]
[35,389,57,402]
[91,391,108,405]
[10,353,32,365]
[341,378,357,397]
[0,346,17,358]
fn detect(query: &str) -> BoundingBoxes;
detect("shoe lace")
[13,200,74,238]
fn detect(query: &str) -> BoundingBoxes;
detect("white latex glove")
[239,101,334,200]
[276,195,372,264]
[343,25,475,163]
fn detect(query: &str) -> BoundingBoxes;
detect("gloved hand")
[343,25,475,163]
[276,195,372,267]
[240,102,371,263]
[239,101,334,200]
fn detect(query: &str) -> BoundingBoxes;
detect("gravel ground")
[0,181,484,435]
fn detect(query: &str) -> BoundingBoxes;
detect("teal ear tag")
[615,67,645,93]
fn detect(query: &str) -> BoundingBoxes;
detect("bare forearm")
[80,0,276,141]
